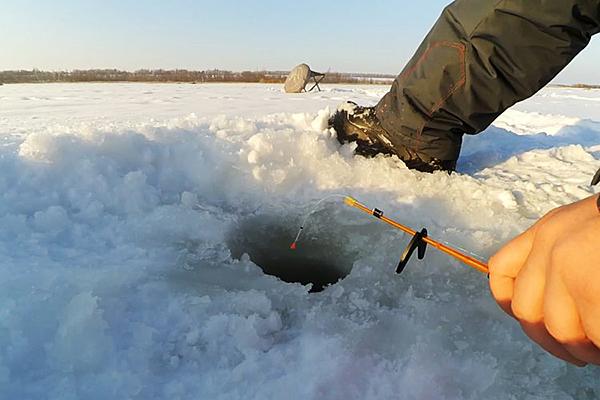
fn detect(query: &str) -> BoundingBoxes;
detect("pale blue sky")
[2,0,600,83]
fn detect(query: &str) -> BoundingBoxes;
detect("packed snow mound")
[1,83,599,400]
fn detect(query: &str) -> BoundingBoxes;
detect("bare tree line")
[0,69,395,85]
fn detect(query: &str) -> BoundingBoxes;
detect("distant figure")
[284,64,325,93]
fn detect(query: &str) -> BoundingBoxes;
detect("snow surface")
[1,83,600,399]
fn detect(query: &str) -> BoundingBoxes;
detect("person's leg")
[375,0,600,165]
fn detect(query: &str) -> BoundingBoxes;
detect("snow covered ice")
[1,82,600,399]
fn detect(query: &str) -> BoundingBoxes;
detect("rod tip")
[289,242,297,250]
[344,196,356,207]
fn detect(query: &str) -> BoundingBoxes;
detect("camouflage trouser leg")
[376,0,600,162]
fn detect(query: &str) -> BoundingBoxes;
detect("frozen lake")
[1,82,599,399]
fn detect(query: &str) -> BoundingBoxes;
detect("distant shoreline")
[550,83,600,90]
[1,70,597,89]
[3,81,599,90]
[0,69,395,85]
[0,80,394,86]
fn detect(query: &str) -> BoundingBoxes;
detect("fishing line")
[289,194,347,250]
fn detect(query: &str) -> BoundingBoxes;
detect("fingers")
[548,217,600,364]
[489,275,515,316]
[544,261,600,365]
[510,245,587,366]
[489,229,534,317]
[491,227,592,366]
[488,211,600,366]
[510,235,551,322]
[514,270,587,366]
[579,307,600,352]
[564,340,600,366]
[489,229,535,278]
[520,321,587,366]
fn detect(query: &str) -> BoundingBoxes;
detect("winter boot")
[329,102,456,173]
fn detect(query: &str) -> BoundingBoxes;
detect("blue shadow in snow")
[457,120,600,174]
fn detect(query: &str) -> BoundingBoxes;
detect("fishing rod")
[343,197,489,274]
[290,196,489,275]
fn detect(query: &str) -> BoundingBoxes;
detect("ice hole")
[228,214,355,292]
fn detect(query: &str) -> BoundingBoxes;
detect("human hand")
[488,194,600,366]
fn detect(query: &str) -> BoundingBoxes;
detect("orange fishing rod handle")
[424,236,489,273]
[430,241,489,273]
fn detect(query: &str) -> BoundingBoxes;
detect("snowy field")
[1,82,600,399]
